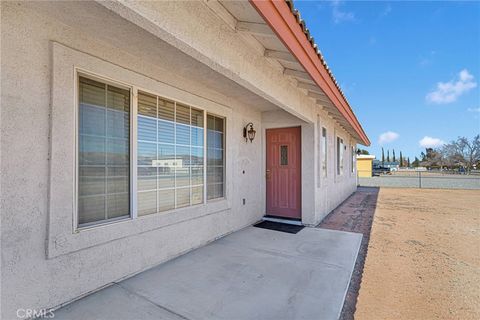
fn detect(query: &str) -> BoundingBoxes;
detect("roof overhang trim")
[249,0,370,146]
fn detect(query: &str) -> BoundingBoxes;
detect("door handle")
[266,169,271,180]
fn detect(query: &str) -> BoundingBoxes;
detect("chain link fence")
[357,170,480,190]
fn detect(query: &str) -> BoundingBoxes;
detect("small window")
[207,114,225,200]
[351,145,355,173]
[322,128,327,177]
[280,145,288,165]
[337,137,344,175]
[78,76,131,226]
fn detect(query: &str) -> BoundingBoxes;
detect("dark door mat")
[254,221,304,234]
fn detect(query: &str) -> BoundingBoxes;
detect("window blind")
[78,76,130,225]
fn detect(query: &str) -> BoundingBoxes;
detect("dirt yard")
[355,188,480,320]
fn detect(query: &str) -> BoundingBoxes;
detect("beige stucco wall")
[1,1,358,317]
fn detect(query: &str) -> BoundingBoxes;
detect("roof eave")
[249,0,370,146]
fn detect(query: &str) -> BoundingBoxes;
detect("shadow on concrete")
[317,186,380,320]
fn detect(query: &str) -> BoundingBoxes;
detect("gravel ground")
[355,188,480,320]
[317,187,379,320]
[359,175,480,189]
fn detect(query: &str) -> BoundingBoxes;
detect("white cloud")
[419,136,445,148]
[378,131,399,145]
[467,107,480,113]
[418,50,436,67]
[379,5,392,17]
[331,1,356,24]
[419,58,431,67]
[426,69,477,104]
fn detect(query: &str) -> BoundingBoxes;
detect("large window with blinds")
[77,75,226,227]
[78,76,131,225]
[137,92,205,216]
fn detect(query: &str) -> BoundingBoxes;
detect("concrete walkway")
[318,187,379,320]
[54,226,362,320]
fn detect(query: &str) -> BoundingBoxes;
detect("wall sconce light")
[243,122,256,143]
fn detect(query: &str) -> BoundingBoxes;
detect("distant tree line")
[358,135,479,170]
[380,147,409,167]
[417,135,480,171]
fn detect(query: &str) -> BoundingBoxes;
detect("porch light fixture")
[243,122,256,143]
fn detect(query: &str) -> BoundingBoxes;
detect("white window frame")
[316,116,328,188]
[75,72,136,229]
[316,115,321,188]
[337,136,344,176]
[76,74,227,228]
[351,145,355,174]
[48,42,232,259]
[206,113,226,201]
[322,127,327,178]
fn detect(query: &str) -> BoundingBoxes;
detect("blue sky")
[294,0,480,160]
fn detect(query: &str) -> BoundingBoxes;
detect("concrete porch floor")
[54,226,362,320]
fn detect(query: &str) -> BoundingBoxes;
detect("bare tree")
[456,135,480,170]
[440,135,480,170]
[440,144,461,167]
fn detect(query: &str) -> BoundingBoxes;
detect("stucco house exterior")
[1,0,370,318]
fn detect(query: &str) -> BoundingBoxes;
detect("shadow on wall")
[316,186,380,320]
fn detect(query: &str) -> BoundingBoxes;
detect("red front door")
[266,127,301,219]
